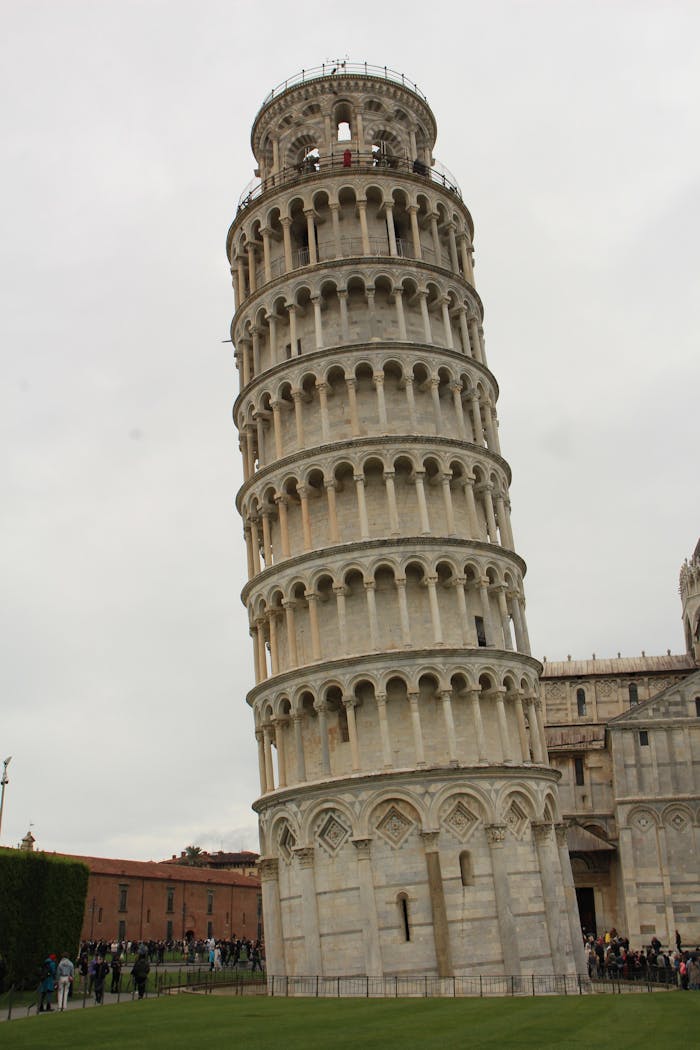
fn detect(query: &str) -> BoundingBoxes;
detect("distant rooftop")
[541,653,695,678]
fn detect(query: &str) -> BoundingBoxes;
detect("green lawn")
[0,993,697,1049]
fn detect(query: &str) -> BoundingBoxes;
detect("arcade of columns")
[228,66,583,979]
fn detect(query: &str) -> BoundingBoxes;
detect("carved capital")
[531,821,553,844]
[485,823,507,846]
[257,857,279,882]
[293,846,315,868]
[554,823,569,847]
[420,830,440,852]
[352,837,372,859]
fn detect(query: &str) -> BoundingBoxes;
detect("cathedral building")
[227,64,584,979]
[542,539,700,946]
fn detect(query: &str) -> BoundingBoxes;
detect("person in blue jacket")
[39,953,57,1012]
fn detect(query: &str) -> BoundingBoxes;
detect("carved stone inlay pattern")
[442,800,479,843]
[666,811,689,832]
[279,822,297,861]
[375,805,414,848]
[317,812,350,855]
[504,799,528,839]
[631,812,654,833]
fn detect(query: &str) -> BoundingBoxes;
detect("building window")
[207,891,214,915]
[98,907,103,923]
[695,698,700,717]
[207,921,213,939]
[338,704,350,742]
[459,851,474,887]
[475,616,487,647]
[397,893,411,941]
[629,684,639,705]
[576,688,586,717]
[146,908,151,924]
[118,920,126,942]
[639,730,649,747]
[574,756,585,786]
[166,888,175,914]
[166,920,173,941]
[118,885,128,912]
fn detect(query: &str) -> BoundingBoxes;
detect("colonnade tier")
[243,539,531,677]
[236,349,501,489]
[239,448,516,583]
[249,649,546,795]
[227,178,476,317]
[231,266,486,387]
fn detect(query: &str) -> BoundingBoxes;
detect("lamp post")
[0,756,11,841]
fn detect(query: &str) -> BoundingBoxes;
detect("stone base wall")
[257,766,583,977]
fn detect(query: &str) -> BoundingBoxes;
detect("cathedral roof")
[541,653,695,678]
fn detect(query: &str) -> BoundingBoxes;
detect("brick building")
[64,854,262,944]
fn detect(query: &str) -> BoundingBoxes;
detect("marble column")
[485,824,521,974]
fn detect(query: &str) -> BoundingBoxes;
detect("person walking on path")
[110,954,122,993]
[131,950,150,1000]
[38,954,57,1013]
[93,955,109,1004]
[56,953,74,1011]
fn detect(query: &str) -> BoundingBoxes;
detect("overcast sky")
[1,1,698,861]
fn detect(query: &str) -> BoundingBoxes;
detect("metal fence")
[236,152,462,215]
[266,973,676,998]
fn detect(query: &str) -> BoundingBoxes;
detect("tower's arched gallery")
[227,64,585,978]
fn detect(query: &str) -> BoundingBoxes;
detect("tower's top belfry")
[250,63,437,177]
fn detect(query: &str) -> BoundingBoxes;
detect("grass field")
[0,992,697,1049]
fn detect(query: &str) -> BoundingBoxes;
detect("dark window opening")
[118,885,128,912]
[459,851,474,886]
[574,756,585,786]
[207,891,214,915]
[695,698,700,717]
[146,908,151,924]
[207,921,213,939]
[166,920,173,941]
[398,894,411,941]
[338,704,350,742]
[629,684,639,705]
[475,616,487,648]
[639,730,649,747]
[576,688,587,717]
[166,888,174,914]
[98,907,103,923]
[118,920,126,942]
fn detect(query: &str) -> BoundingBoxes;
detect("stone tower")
[227,63,583,979]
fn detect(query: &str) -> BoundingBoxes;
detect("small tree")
[184,845,203,866]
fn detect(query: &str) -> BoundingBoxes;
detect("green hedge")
[0,849,89,989]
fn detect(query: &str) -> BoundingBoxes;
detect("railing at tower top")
[236,152,462,215]
[256,63,429,116]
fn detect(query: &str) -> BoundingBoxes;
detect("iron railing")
[265,972,675,998]
[236,152,461,215]
[256,63,429,116]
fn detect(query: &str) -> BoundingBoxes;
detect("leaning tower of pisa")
[227,63,583,980]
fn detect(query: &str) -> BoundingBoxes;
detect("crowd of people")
[35,934,265,1011]
[583,927,700,988]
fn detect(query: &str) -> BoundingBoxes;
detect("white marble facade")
[228,64,582,977]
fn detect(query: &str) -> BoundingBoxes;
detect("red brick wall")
[81,870,261,943]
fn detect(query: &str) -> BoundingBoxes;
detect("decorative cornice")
[252,763,560,814]
[240,534,527,604]
[233,337,493,419]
